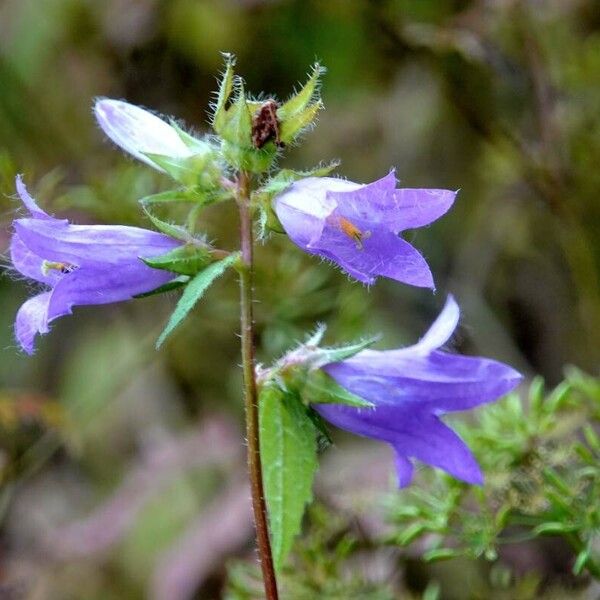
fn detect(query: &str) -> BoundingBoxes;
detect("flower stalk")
[236,171,279,599]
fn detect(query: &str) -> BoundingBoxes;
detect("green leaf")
[141,205,191,242]
[542,468,572,496]
[142,244,215,276]
[397,523,428,545]
[305,406,333,452]
[133,275,189,298]
[533,522,578,535]
[140,190,200,205]
[422,548,459,562]
[302,369,373,408]
[573,549,590,575]
[259,386,318,572]
[583,424,600,452]
[141,188,233,209]
[277,63,325,121]
[156,253,240,348]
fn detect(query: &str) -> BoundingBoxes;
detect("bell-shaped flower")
[273,172,456,288]
[94,99,197,171]
[314,296,522,486]
[9,176,181,354]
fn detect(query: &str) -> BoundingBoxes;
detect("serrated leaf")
[259,386,318,572]
[156,253,239,348]
[133,275,189,298]
[302,370,373,408]
[277,63,325,121]
[142,244,214,276]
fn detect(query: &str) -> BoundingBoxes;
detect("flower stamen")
[338,217,371,250]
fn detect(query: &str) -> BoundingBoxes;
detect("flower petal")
[94,99,194,170]
[15,292,51,354]
[393,415,483,485]
[14,219,180,267]
[16,175,54,220]
[273,177,354,247]
[327,172,456,233]
[325,351,522,413]
[10,232,61,285]
[45,261,176,321]
[311,223,434,287]
[390,188,456,231]
[314,403,482,486]
[394,454,415,488]
[413,294,460,353]
[273,200,325,250]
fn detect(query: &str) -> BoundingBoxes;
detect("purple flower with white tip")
[94,99,195,171]
[10,176,181,354]
[273,172,456,287]
[314,296,522,487]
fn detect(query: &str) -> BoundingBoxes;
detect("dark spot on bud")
[251,99,285,149]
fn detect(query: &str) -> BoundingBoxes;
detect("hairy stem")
[237,171,279,599]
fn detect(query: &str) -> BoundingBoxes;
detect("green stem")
[237,171,279,599]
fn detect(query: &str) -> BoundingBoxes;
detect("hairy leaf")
[259,385,318,572]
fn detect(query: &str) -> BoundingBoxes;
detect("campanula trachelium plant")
[6,54,523,599]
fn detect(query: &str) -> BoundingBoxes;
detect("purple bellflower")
[10,176,181,354]
[94,99,195,171]
[314,296,522,486]
[273,172,457,288]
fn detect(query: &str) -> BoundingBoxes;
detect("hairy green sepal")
[142,244,215,276]
[301,369,373,408]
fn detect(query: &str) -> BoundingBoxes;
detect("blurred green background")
[1,0,599,598]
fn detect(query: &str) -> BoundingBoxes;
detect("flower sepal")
[256,327,378,410]
[211,55,324,174]
[276,63,325,146]
[143,147,223,190]
[300,369,373,409]
[141,243,230,277]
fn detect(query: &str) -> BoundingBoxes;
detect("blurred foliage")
[1,0,600,598]
[225,504,396,600]
[387,369,600,583]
